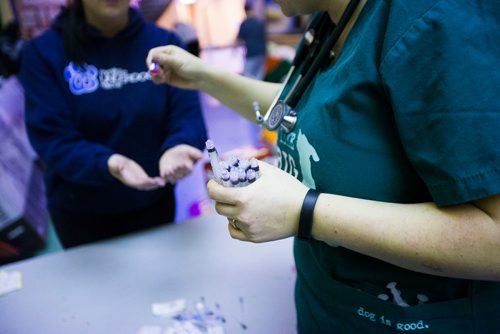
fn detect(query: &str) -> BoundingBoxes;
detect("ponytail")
[59,0,87,64]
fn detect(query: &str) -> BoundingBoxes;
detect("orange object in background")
[261,128,277,146]
[264,55,283,75]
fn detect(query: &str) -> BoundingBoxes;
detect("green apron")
[295,240,500,333]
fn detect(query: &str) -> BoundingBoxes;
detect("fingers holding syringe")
[220,161,311,242]
[146,45,202,89]
[207,179,240,206]
[208,180,255,241]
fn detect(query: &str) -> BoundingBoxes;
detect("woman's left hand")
[207,160,308,243]
[159,144,203,184]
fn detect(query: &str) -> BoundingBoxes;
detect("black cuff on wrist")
[298,188,320,241]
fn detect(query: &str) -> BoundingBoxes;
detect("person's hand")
[207,160,309,243]
[159,144,203,184]
[146,45,206,89]
[108,154,166,190]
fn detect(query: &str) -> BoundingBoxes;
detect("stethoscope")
[255,0,360,133]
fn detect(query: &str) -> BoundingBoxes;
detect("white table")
[0,214,297,333]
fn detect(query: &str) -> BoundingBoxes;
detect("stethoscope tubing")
[287,0,361,108]
[260,0,361,132]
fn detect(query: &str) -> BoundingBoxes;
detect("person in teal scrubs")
[147,0,500,332]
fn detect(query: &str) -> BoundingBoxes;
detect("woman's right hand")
[146,45,206,90]
[207,160,309,243]
[107,154,166,191]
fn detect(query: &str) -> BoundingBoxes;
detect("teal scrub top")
[276,0,500,332]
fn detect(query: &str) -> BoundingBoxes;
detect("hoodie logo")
[64,62,151,95]
[64,62,99,95]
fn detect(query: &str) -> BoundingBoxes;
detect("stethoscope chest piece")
[267,100,297,133]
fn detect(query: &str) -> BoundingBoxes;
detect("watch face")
[267,100,287,131]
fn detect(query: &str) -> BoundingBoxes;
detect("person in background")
[237,3,267,80]
[147,0,500,332]
[174,21,200,57]
[235,3,268,145]
[19,0,207,248]
[138,0,170,23]
[0,21,24,79]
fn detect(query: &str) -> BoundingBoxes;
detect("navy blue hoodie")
[20,9,207,215]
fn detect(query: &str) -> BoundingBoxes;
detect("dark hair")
[0,21,24,76]
[59,0,88,64]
